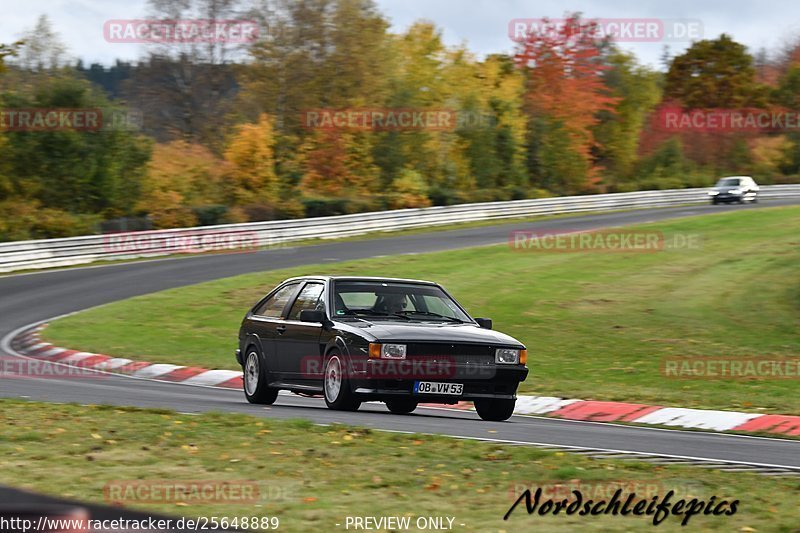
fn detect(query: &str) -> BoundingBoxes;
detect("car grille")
[405,343,494,364]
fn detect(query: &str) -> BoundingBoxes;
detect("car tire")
[474,398,516,421]
[385,399,418,415]
[711,199,718,205]
[323,351,361,411]
[243,347,279,405]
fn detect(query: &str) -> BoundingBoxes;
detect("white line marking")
[132,364,185,379]
[371,428,800,472]
[632,407,763,432]
[182,369,242,386]
[60,352,96,364]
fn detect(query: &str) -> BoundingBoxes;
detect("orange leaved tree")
[515,14,619,192]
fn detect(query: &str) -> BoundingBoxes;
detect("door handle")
[276,325,287,334]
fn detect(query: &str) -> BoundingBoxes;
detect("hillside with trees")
[2,4,800,240]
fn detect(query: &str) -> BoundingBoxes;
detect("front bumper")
[712,194,742,202]
[350,363,528,402]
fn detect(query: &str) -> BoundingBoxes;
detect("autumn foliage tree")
[137,140,231,229]
[300,131,380,199]
[224,114,280,210]
[515,14,619,193]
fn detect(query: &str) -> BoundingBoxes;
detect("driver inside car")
[377,293,408,314]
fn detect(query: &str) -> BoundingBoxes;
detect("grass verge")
[1,399,796,532]
[43,207,800,414]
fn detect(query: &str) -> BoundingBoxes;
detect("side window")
[288,283,325,320]
[255,283,300,318]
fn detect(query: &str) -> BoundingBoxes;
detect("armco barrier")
[1,185,799,273]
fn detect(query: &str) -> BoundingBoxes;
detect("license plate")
[413,381,463,395]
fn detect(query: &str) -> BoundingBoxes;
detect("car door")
[249,281,302,379]
[278,281,326,383]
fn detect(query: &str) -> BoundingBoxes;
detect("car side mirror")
[475,317,492,329]
[299,309,326,324]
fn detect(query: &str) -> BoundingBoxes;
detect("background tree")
[223,113,281,217]
[123,0,247,149]
[137,140,232,229]
[515,14,619,193]
[664,34,767,108]
[15,15,67,71]
[594,49,662,187]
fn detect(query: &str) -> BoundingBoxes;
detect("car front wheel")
[385,399,418,414]
[323,352,361,411]
[243,348,279,405]
[474,398,516,421]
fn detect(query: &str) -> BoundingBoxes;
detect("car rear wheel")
[474,398,516,421]
[323,352,361,411]
[385,399,418,415]
[243,348,279,405]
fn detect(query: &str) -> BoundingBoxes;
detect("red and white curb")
[11,325,243,389]
[11,325,800,437]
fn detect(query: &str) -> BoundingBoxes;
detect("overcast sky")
[1,0,799,69]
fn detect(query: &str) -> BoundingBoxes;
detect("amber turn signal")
[369,343,382,359]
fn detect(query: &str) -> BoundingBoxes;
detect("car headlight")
[369,343,406,359]
[708,191,719,195]
[495,348,522,364]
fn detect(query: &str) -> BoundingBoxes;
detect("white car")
[708,176,759,204]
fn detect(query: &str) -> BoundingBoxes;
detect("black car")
[236,276,528,421]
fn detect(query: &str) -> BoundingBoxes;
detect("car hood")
[340,320,524,347]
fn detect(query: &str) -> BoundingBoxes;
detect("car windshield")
[333,281,471,322]
[716,178,741,187]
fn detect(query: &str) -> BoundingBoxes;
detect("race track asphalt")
[2,199,799,470]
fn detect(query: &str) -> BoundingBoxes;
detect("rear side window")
[288,283,325,320]
[255,283,300,318]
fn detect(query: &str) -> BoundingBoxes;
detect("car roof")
[281,275,438,285]
[718,176,752,180]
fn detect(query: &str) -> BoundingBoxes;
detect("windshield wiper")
[398,311,463,323]
[347,310,412,320]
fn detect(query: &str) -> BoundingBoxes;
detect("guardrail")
[2,185,799,273]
